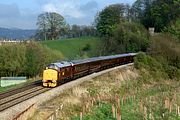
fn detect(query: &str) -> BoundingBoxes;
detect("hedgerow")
[0,42,64,78]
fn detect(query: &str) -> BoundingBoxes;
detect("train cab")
[42,61,72,87]
[43,64,59,87]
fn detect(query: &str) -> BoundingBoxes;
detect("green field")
[41,37,101,60]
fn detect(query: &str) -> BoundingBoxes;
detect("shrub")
[0,42,64,78]
[164,19,180,42]
[25,42,64,77]
[148,34,180,69]
[135,52,169,81]
[113,22,149,52]
[0,43,26,76]
[134,52,148,69]
[135,51,180,81]
[72,103,114,120]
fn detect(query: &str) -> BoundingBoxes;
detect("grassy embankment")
[41,36,101,60]
[30,53,180,120]
[30,34,180,120]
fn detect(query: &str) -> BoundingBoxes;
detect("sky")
[0,0,135,29]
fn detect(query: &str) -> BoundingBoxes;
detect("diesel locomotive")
[42,53,136,87]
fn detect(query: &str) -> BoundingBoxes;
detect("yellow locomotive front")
[42,64,59,87]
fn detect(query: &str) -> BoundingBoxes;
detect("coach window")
[65,68,69,72]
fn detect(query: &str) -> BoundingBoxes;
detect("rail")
[0,80,41,99]
[13,104,36,120]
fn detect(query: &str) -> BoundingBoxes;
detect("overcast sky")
[0,0,135,29]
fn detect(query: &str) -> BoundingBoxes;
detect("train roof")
[50,53,137,68]
[50,61,72,68]
[71,53,136,65]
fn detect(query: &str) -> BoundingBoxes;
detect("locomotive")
[42,53,136,87]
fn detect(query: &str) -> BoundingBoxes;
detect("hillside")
[41,37,101,60]
[29,53,180,120]
[0,27,36,40]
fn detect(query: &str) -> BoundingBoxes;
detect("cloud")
[0,0,135,29]
[0,3,38,29]
[80,1,98,12]
[42,3,57,12]
[0,3,20,18]
[40,0,99,25]
[41,0,84,19]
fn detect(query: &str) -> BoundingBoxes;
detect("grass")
[70,76,180,120]
[29,63,180,120]
[0,78,40,93]
[28,66,138,120]
[40,36,101,60]
[0,84,21,93]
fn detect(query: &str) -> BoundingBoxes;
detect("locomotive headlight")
[42,80,47,82]
[52,80,57,83]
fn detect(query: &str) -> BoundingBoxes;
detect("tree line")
[35,0,179,42]
[65,25,96,39]
[94,3,150,55]
[93,0,179,55]
[0,42,63,77]
[35,12,96,40]
[34,0,179,55]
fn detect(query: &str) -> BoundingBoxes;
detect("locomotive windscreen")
[47,64,58,70]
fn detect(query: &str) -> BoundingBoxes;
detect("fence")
[0,77,26,87]
[44,107,62,120]
[13,104,36,120]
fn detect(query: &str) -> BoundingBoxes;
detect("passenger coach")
[43,53,136,87]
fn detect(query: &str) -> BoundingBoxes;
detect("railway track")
[0,80,41,99]
[0,81,50,112]
[0,60,134,112]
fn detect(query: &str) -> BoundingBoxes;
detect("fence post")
[55,107,60,119]
[112,105,115,118]
[80,112,83,120]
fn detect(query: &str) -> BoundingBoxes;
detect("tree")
[66,25,97,38]
[99,22,149,55]
[81,25,95,36]
[0,43,26,76]
[164,19,180,41]
[36,12,67,40]
[71,24,81,37]
[112,22,149,53]
[131,0,180,32]
[94,4,126,37]
[24,42,64,77]
[131,0,148,22]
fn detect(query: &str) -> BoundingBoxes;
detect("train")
[42,53,137,87]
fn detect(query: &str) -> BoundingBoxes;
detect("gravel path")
[0,63,133,120]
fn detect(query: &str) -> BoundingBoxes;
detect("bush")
[135,51,180,81]
[0,43,26,76]
[134,52,148,69]
[72,103,114,120]
[100,22,150,55]
[25,42,64,77]
[164,19,180,42]
[148,34,180,69]
[82,44,91,52]
[0,42,64,78]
